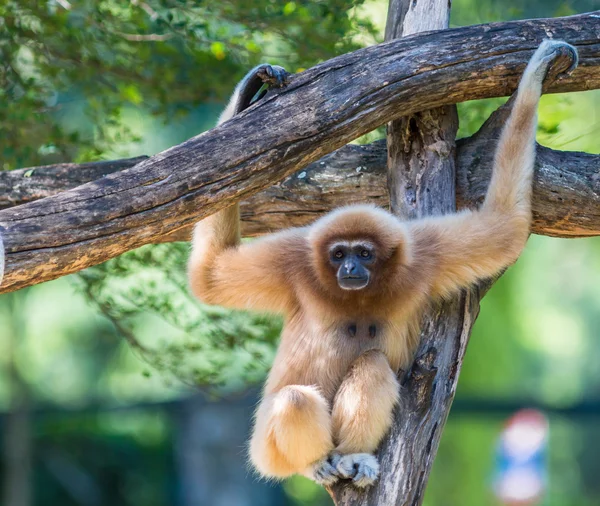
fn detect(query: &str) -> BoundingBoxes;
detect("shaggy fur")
[188,41,577,488]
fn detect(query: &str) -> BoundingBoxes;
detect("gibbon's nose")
[344,261,358,275]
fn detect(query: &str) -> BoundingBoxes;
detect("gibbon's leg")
[250,385,335,483]
[331,350,400,488]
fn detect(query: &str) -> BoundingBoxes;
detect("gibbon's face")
[328,240,377,291]
[308,205,405,297]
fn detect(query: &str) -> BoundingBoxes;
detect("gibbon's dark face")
[328,241,376,291]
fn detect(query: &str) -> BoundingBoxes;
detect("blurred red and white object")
[494,409,549,506]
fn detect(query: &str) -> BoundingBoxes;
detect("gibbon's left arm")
[407,40,578,298]
[188,64,298,314]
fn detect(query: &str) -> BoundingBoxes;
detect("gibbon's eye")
[334,250,344,260]
[360,249,371,259]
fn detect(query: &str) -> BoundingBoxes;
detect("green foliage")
[284,475,332,506]
[449,0,598,26]
[2,1,600,502]
[0,0,377,169]
[1,0,377,389]
[77,243,283,390]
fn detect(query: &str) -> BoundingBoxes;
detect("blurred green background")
[0,0,599,505]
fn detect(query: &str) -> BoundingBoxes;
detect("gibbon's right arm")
[188,64,297,314]
[408,40,578,298]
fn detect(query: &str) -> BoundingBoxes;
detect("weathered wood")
[240,109,600,240]
[3,116,599,241]
[385,0,459,221]
[334,0,475,504]
[381,0,469,498]
[0,12,599,294]
[0,157,147,210]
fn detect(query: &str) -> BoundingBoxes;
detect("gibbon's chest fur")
[188,41,571,484]
[264,309,419,402]
[263,258,426,402]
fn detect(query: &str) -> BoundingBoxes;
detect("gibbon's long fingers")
[518,40,578,107]
[332,350,399,455]
[250,385,334,478]
[217,64,288,124]
[335,453,380,488]
[304,455,340,486]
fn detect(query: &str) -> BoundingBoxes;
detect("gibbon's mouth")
[338,276,370,291]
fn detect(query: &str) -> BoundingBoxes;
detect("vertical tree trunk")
[386,0,458,221]
[331,1,486,504]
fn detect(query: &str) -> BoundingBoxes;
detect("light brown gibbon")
[188,40,577,488]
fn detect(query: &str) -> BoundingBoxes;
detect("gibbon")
[188,40,578,488]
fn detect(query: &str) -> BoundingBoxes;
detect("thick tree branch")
[0,158,148,210]
[0,12,599,293]
[3,105,598,240]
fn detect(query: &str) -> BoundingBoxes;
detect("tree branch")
[3,104,598,240]
[0,158,147,210]
[0,12,599,293]
[456,101,600,238]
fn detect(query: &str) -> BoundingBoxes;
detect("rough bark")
[0,157,147,210]
[3,108,599,240]
[384,0,459,221]
[0,12,599,294]
[332,1,477,504]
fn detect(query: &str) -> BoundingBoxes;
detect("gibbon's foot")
[236,64,289,113]
[335,453,380,488]
[533,40,578,81]
[308,454,342,486]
